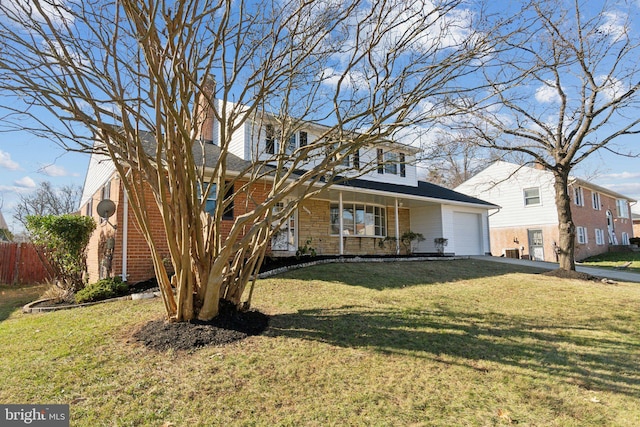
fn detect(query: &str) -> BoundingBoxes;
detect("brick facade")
[487,186,634,262]
[82,175,417,284]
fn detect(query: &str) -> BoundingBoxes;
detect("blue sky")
[0,0,638,232]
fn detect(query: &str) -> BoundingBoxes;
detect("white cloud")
[597,11,628,41]
[318,67,369,92]
[39,164,69,177]
[596,75,627,102]
[535,80,562,104]
[14,176,36,189]
[3,0,74,27]
[0,150,20,170]
[600,171,640,180]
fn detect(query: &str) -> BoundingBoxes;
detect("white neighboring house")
[455,161,636,262]
[80,106,498,283]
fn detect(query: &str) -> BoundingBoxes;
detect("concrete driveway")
[470,255,640,284]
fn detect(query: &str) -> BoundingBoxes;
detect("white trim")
[394,198,400,255]
[339,192,344,255]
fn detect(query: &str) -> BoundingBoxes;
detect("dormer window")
[376,149,405,176]
[574,186,584,206]
[265,124,276,154]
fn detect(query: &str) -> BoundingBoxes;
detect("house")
[633,213,640,238]
[80,110,497,284]
[455,161,636,261]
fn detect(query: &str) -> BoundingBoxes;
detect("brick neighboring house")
[80,110,497,285]
[633,213,640,238]
[455,161,636,262]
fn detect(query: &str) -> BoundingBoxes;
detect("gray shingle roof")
[337,178,498,207]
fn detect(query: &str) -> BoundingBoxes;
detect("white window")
[330,203,386,237]
[576,226,588,244]
[523,187,541,206]
[616,199,629,218]
[595,229,605,245]
[574,186,584,206]
[592,192,601,210]
[265,124,277,154]
[85,198,93,217]
[622,232,630,245]
[101,180,111,200]
[375,149,403,175]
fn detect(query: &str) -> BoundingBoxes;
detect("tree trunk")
[553,170,576,271]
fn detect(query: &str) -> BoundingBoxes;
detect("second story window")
[616,199,629,218]
[592,192,601,210]
[384,152,398,175]
[377,149,384,174]
[523,187,541,206]
[265,124,276,155]
[574,186,584,206]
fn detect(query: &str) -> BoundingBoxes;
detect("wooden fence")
[0,242,51,284]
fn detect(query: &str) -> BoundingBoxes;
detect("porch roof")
[329,178,500,209]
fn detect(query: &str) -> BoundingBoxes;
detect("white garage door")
[453,212,482,255]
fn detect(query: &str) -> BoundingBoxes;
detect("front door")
[271,202,297,252]
[528,229,544,261]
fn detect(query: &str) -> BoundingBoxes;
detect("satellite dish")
[96,199,116,219]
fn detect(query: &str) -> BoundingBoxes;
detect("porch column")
[339,192,344,255]
[395,198,400,255]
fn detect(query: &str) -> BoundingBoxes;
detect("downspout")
[395,198,400,255]
[339,192,344,255]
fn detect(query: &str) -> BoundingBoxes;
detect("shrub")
[26,214,96,293]
[630,237,640,246]
[75,277,128,304]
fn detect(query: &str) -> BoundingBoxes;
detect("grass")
[0,282,47,321]
[1,259,640,426]
[580,251,640,273]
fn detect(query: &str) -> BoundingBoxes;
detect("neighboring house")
[455,161,636,262]
[80,109,497,284]
[633,213,640,238]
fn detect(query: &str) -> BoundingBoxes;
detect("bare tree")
[0,0,494,321]
[13,181,82,228]
[420,129,495,188]
[451,0,640,270]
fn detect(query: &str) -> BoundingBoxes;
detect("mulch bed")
[132,300,269,351]
[542,268,600,281]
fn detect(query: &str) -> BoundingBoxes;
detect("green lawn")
[1,259,639,426]
[580,251,640,273]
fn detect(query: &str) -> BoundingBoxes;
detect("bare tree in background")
[0,0,495,321]
[421,129,493,188]
[451,0,640,271]
[14,181,82,228]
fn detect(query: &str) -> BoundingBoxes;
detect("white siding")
[410,205,444,252]
[80,150,115,208]
[455,161,558,228]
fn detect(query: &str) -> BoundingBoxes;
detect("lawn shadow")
[277,258,546,290]
[267,305,640,398]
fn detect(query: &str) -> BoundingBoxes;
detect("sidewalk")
[470,255,640,283]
